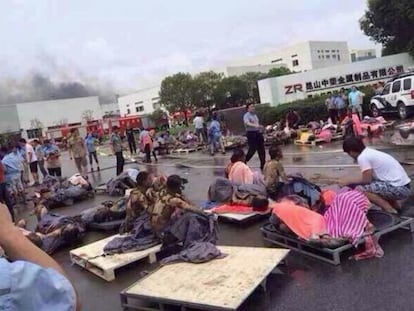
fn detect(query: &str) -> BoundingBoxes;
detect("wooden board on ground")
[121,246,289,311]
[94,184,107,194]
[295,133,343,146]
[172,146,202,154]
[70,234,161,281]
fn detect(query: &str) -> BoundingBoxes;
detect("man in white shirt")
[340,137,411,213]
[193,112,205,143]
[19,138,39,186]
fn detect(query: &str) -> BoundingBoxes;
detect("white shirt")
[193,116,204,129]
[26,143,38,163]
[357,147,411,187]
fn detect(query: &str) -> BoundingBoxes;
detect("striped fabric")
[324,190,370,245]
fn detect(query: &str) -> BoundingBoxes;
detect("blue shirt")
[334,96,346,109]
[1,153,21,180]
[243,112,259,132]
[348,90,361,107]
[85,135,96,153]
[0,258,75,310]
[208,120,221,138]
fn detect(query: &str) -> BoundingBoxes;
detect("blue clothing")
[208,120,221,138]
[243,112,259,132]
[0,258,75,310]
[348,90,361,107]
[85,135,96,153]
[334,96,346,109]
[1,153,21,181]
[43,144,59,157]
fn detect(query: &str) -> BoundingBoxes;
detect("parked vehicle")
[370,72,414,119]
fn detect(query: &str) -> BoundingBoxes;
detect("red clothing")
[0,163,4,183]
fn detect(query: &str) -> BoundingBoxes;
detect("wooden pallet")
[294,134,343,146]
[70,234,161,281]
[120,246,289,311]
[261,216,414,265]
[171,146,202,154]
[94,184,107,194]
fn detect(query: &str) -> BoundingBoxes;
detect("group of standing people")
[192,111,226,156]
[325,86,365,124]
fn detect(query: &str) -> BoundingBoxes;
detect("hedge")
[256,86,375,126]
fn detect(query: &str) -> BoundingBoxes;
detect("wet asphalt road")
[16,138,414,311]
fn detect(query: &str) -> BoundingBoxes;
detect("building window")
[318,55,321,59]
[135,106,144,113]
[325,50,329,53]
[338,55,341,61]
[271,58,283,63]
[317,50,320,53]
[127,108,131,114]
[126,104,130,107]
[291,54,298,58]
[153,102,161,110]
[321,55,325,59]
[292,59,299,67]
[332,54,337,58]
[135,101,143,106]
[326,55,330,59]
[151,97,160,101]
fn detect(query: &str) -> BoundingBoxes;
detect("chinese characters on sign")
[284,65,404,95]
[304,65,404,91]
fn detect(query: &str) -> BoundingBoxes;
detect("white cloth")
[126,168,139,181]
[357,148,411,187]
[26,143,38,163]
[68,173,89,186]
[193,116,204,129]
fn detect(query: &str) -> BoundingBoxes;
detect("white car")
[370,72,414,119]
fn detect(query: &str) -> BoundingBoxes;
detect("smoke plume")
[0,73,115,106]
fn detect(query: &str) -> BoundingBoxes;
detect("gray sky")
[0,0,376,93]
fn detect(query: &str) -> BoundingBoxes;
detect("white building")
[100,101,120,116]
[350,49,376,62]
[230,41,350,72]
[117,86,161,117]
[258,53,414,106]
[0,105,20,133]
[215,64,288,77]
[15,96,103,131]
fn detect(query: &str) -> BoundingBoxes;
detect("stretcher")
[94,183,107,194]
[215,212,270,224]
[171,146,203,154]
[120,246,289,311]
[261,215,414,265]
[70,234,161,281]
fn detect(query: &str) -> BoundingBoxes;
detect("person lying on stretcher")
[270,190,383,260]
[80,198,126,226]
[17,201,85,254]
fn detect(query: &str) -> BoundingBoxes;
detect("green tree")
[239,72,268,102]
[267,67,292,78]
[159,72,195,124]
[148,108,168,125]
[192,71,223,110]
[360,0,414,56]
[213,76,249,109]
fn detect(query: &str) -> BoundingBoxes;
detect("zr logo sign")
[285,84,303,95]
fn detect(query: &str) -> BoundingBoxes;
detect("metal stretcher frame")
[261,216,414,265]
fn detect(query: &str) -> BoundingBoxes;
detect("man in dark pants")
[111,126,124,175]
[243,103,266,170]
[0,162,14,221]
[125,124,137,155]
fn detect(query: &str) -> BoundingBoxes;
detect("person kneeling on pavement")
[340,137,411,214]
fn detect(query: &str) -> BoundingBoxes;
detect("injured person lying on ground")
[18,201,85,254]
[270,190,384,260]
